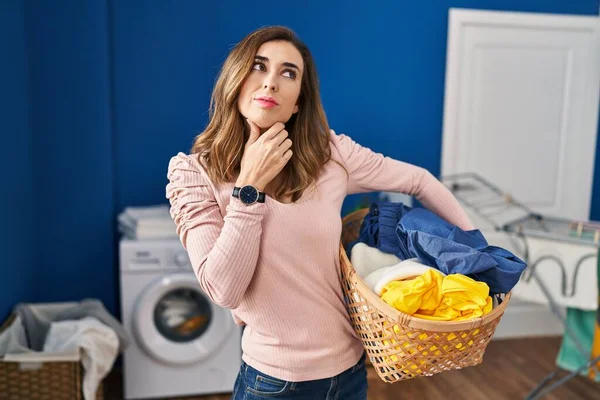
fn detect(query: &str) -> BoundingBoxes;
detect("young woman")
[166,25,473,400]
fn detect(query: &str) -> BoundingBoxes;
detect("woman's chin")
[251,116,277,130]
[249,111,291,130]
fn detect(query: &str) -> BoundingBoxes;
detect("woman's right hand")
[236,120,293,191]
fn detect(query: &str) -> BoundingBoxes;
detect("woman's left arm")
[331,130,474,230]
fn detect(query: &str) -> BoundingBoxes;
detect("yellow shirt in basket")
[380,269,493,321]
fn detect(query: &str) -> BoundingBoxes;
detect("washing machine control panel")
[120,239,192,272]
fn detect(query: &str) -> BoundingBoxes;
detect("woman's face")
[237,40,303,131]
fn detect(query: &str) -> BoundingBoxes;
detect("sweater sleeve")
[330,130,474,231]
[166,153,266,309]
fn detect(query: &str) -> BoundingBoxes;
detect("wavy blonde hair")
[191,26,334,202]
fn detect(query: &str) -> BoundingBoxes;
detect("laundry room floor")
[104,337,600,400]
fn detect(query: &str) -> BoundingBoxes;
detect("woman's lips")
[254,97,278,109]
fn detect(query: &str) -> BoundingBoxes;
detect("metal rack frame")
[441,172,600,399]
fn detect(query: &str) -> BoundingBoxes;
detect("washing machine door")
[132,272,233,365]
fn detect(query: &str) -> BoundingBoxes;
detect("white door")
[440,8,600,338]
[441,8,600,223]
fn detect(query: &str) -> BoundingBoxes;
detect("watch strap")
[257,191,266,203]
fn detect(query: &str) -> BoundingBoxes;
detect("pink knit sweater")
[166,129,473,382]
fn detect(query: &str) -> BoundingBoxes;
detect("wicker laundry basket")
[339,208,511,383]
[0,314,104,400]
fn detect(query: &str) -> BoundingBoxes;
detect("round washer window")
[152,287,212,343]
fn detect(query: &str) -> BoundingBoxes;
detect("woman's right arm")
[166,153,266,309]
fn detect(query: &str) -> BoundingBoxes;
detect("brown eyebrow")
[255,55,301,71]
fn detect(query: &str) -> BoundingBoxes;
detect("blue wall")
[2,0,599,320]
[113,0,600,211]
[1,0,116,320]
[26,0,116,315]
[1,1,35,321]
[111,1,218,211]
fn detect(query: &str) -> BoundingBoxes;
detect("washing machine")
[119,238,241,399]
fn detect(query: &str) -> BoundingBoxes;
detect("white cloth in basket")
[43,317,119,400]
[350,242,402,279]
[371,259,444,296]
[350,243,441,294]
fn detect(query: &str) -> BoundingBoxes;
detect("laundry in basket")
[339,206,518,383]
[0,300,129,400]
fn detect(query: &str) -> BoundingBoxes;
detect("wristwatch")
[232,185,266,205]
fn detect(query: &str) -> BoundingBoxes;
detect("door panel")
[441,8,600,221]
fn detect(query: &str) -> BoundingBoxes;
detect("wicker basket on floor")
[339,208,511,383]
[0,314,104,400]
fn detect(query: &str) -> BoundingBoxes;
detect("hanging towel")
[555,249,600,382]
[555,308,600,382]
[508,235,598,311]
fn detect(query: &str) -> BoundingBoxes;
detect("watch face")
[239,185,259,204]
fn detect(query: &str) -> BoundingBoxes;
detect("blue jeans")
[232,353,368,399]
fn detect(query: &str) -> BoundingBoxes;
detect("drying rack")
[441,172,600,399]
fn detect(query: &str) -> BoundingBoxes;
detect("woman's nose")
[263,75,278,92]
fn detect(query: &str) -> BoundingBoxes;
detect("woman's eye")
[253,62,266,71]
[282,70,297,79]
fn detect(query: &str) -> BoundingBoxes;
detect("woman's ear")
[293,104,299,114]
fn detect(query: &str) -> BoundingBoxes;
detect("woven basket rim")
[341,208,511,332]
